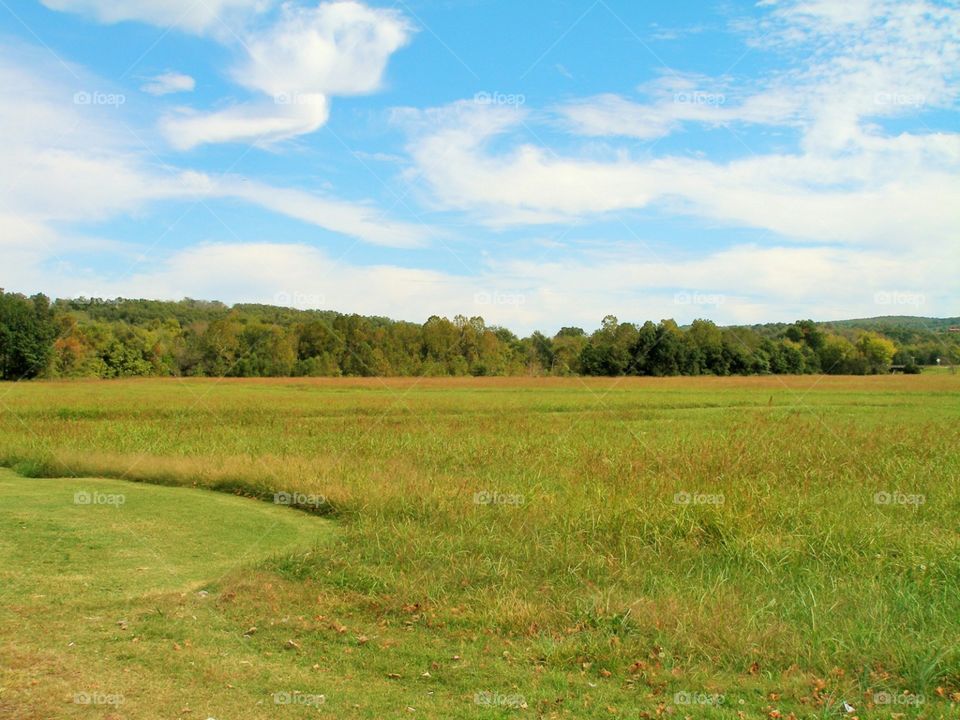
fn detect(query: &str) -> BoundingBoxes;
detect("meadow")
[0,374,958,719]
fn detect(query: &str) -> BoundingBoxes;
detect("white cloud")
[402,101,960,246]
[562,0,959,147]
[558,73,800,140]
[0,47,182,223]
[6,46,944,331]
[0,44,428,269]
[43,0,414,148]
[399,0,960,250]
[141,71,195,96]
[161,95,330,149]
[746,0,960,151]
[39,0,269,33]
[118,243,452,315]
[221,181,427,249]
[157,1,413,149]
[4,242,465,322]
[235,1,413,97]
[176,172,428,248]
[11,0,957,329]
[3,238,953,334]
[481,243,956,330]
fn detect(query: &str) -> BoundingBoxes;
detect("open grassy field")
[0,375,958,719]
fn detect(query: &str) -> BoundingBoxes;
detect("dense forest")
[0,291,957,380]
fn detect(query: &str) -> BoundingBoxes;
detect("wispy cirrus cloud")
[0,43,428,255]
[140,71,195,96]
[39,0,270,34]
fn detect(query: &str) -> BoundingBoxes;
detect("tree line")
[0,292,956,381]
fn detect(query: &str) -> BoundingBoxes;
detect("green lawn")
[0,375,958,718]
[0,470,333,718]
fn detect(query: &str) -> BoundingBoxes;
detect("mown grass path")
[0,469,333,718]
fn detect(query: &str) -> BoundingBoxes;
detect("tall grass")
[1,375,958,712]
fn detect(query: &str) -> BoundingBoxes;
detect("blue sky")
[1,0,957,333]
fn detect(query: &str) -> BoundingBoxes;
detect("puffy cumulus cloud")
[398,101,664,220]
[235,1,413,97]
[43,0,413,148]
[157,1,413,149]
[140,72,195,96]
[39,0,270,34]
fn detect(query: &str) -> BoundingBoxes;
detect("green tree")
[0,291,57,380]
[527,331,554,374]
[646,320,686,376]
[785,319,825,351]
[580,316,636,376]
[421,316,460,374]
[687,319,727,375]
[335,315,377,377]
[3,293,925,379]
[818,334,857,374]
[201,316,243,376]
[856,332,897,374]
[551,328,587,375]
[630,321,658,375]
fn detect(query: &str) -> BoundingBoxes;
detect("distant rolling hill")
[739,316,959,337]
[820,316,960,332]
